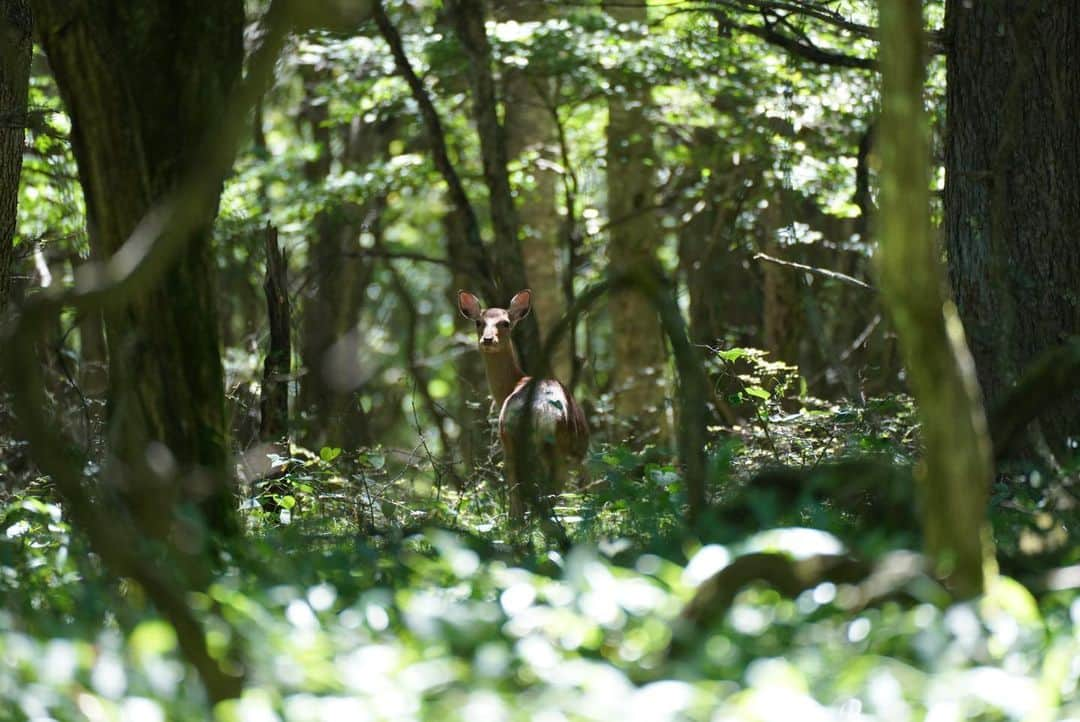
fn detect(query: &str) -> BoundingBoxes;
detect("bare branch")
[717,12,876,70]
[753,251,875,291]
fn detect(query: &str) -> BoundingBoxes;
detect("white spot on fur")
[501,380,568,444]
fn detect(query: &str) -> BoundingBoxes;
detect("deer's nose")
[481,336,496,346]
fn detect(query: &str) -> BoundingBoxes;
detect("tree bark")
[0,0,31,312]
[678,142,760,350]
[944,0,1080,453]
[260,224,290,442]
[604,1,670,443]
[498,0,571,383]
[445,0,542,368]
[34,0,244,539]
[877,0,995,598]
[373,0,500,305]
[760,194,802,365]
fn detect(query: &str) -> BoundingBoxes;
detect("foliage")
[4,488,1080,721]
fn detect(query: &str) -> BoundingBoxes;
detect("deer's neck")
[482,345,527,407]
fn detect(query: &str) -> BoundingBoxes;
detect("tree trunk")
[760,196,802,365]
[260,224,290,442]
[445,0,542,368]
[69,254,108,454]
[499,0,571,383]
[0,0,31,312]
[678,147,760,350]
[373,1,500,306]
[944,1,1080,454]
[604,1,670,443]
[296,68,374,450]
[446,213,491,475]
[878,0,995,598]
[35,0,244,539]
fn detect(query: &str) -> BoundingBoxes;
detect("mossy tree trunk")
[877,0,995,598]
[35,0,244,540]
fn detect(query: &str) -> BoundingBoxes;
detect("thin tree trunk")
[373,0,499,304]
[260,224,290,442]
[678,142,759,349]
[446,214,491,475]
[445,0,542,367]
[877,0,995,598]
[604,1,670,443]
[0,0,31,312]
[34,0,244,540]
[944,1,1080,455]
[69,254,108,455]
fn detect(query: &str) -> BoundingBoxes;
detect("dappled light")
[3,0,1080,719]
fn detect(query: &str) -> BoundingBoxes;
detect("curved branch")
[669,549,929,656]
[1,0,299,703]
[700,0,946,64]
[371,1,498,302]
[725,16,875,69]
[679,552,870,628]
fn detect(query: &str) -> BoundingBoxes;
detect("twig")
[753,251,875,291]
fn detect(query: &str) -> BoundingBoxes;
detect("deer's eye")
[475,320,483,328]
[498,320,510,329]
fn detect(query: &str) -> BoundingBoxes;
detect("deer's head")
[458,289,532,354]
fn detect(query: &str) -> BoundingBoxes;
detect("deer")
[458,289,589,522]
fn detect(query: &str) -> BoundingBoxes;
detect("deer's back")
[499,377,588,460]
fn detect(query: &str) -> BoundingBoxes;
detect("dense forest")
[2,0,1080,718]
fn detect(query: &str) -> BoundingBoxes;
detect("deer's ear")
[458,291,483,320]
[508,289,532,323]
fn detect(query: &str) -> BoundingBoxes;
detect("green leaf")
[717,347,751,362]
[745,385,771,400]
[320,446,343,463]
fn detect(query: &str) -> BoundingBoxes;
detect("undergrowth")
[3,352,1080,720]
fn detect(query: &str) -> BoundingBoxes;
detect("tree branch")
[753,251,875,291]
[727,17,875,69]
[371,1,498,302]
